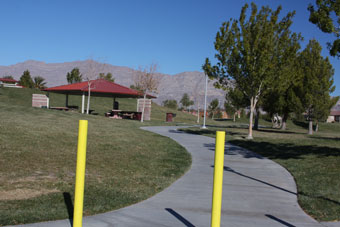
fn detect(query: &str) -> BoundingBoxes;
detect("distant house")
[0,78,23,88]
[327,99,340,123]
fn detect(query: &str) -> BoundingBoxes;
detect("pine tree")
[19,70,34,88]
[299,39,336,134]
[66,68,82,84]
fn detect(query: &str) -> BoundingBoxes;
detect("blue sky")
[0,0,339,95]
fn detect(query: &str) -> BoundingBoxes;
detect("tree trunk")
[315,120,319,132]
[281,113,288,130]
[196,103,200,123]
[281,120,287,130]
[272,114,277,128]
[247,98,255,139]
[233,112,236,122]
[253,108,259,130]
[308,120,313,135]
[271,117,275,128]
[141,93,146,123]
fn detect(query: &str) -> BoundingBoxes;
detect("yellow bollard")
[73,120,88,227]
[211,131,226,227]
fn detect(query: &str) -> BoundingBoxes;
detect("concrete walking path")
[13,126,332,227]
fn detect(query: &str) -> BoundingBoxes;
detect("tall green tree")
[203,3,298,139]
[314,96,339,131]
[19,70,34,88]
[208,98,219,119]
[66,68,82,84]
[180,93,194,110]
[98,72,115,82]
[2,75,14,80]
[308,0,340,57]
[261,30,303,130]
[299,39,336,134]
[33,76,47,89]
[163,99,178,109]
[130,84,143,92]
[225,87,248,121]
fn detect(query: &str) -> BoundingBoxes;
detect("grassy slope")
[0,87,198,125]
[181,119,340,221]
[0,88,195,225]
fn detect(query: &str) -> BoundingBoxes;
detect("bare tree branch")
[133,63,160,122]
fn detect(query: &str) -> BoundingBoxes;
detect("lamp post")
[202,73,208,129]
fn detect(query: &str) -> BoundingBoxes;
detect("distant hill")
[0,60,225,106]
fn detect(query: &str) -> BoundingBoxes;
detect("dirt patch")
[0,188,59,201]
[7,174,57,184]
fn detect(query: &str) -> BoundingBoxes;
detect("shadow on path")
[204,143,264,159]
[221,166,296,195]
[165,208,196,227]
[63,192,73,227]
[218,166,340,206]
[265,214,296,227]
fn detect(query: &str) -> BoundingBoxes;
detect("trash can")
[166,113,174,122]
[134,112,142,121]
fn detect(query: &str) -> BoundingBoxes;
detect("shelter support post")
[81,92,85,114]
[113,97,116,109]
[66,94,69,107]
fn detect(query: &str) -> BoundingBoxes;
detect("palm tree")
[33,76,47,89]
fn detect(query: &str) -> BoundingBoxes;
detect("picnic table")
[50,107,95,114]
[50,107,69,111]
[105,110,142,120]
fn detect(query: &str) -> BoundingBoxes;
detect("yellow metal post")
[211,131,226,227]
[73,120,88,227]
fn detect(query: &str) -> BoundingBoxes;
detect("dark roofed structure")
[43,79,155,113]
[43,79,155,98]
[0,78,19,83]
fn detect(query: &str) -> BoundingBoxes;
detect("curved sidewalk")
[14,126,324,227]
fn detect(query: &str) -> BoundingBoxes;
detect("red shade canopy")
[0,78,18,83]
[43,79,155,98]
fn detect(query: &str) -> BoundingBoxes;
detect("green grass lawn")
[180,119,340,222]
[0,87,200,125]
[3,87,339,223]
[0,87,196,225]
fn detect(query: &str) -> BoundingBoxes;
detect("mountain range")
[0,60,225,106]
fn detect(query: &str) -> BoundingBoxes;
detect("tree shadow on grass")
[179,129,216,136]
[214,118,233,122]
[229,140,340,159]
[180,128,245,137]
[310,136,340,141]
[292,120,309,130]
[299,192,340,206]
[207,124,249,129]
[168,129,186,134]
[256,129,301,135]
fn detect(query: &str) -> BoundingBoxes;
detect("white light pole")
[202,73,208,129]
